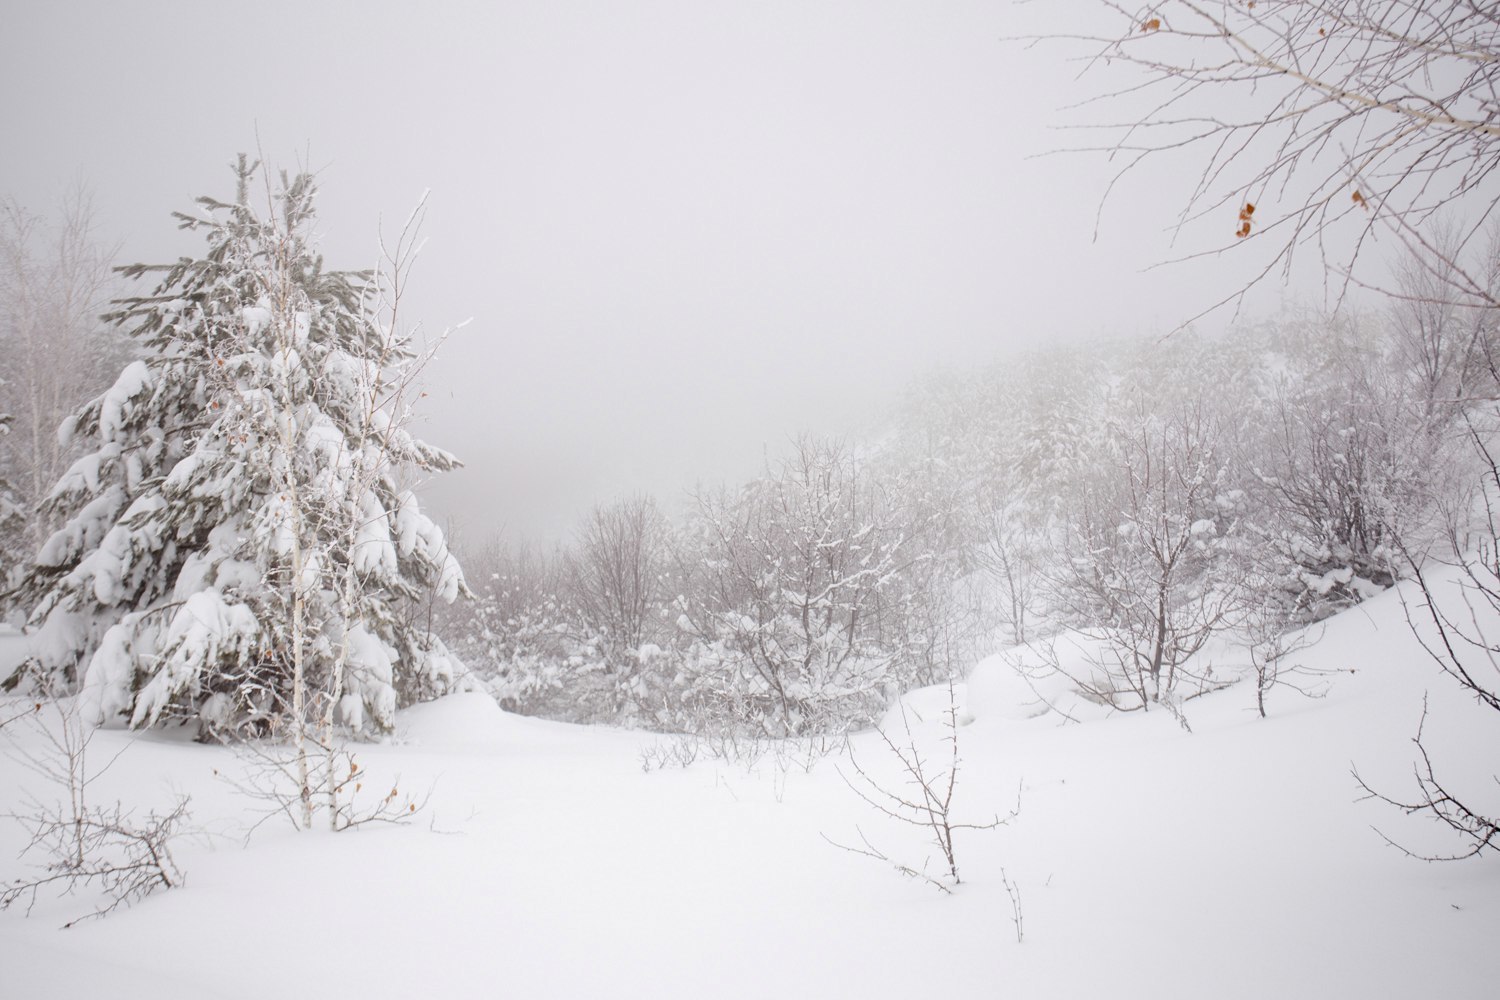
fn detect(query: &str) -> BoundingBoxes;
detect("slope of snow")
[2,573,1497,998]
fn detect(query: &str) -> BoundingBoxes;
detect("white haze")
[1,0,1336,542]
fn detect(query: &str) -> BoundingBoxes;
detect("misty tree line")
[0,192,134,581]
[3,0,1496,758]
[432,254,1494,732]
[434,437,977,736]
[1,177,1494,746]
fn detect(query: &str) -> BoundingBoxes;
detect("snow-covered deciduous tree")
[1240,313,1458,616]
[970,458,1054,650]
[876,345,1112,652]
[1388,229,1499,424]
[1046,387,1245,718]
[871,461,983,686]
[675,437,914,737]
[565,494,670,671]
[5,158,467,752]
[0,190,127,587]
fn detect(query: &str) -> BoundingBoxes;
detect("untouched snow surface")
[2,574,1498,998]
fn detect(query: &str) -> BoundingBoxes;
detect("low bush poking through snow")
[825,676,1017,905]
[218,739,427,837]
[1,696,190,928]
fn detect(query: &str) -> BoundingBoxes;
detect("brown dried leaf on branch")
[1236,202,1256,238]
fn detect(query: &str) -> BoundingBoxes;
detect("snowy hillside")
[2,571,1497,999]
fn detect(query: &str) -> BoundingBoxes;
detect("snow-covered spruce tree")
[5,157,466,741]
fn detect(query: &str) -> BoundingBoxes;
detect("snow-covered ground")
[2,574,1498,999]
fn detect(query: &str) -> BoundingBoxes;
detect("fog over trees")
[0,0,1495,814]
[1,3,1498,990]
[425,295,1489,735]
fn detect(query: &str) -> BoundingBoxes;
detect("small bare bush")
[2,698,189,927]
[826,677,1015,894]
[216,735,427,837]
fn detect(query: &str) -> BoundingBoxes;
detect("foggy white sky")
[2,1,1326,543]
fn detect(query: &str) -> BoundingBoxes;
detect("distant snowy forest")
[434,296,1487,738]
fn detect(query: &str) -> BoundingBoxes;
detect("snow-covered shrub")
[1239,313,1464,619]
[670,437,936,737]
[825,676,1014,897]
[1044,361,1249,716]
[563,494,674,672]
[439,439,985,738]
[433,540,612,721]
[5,158,467,738]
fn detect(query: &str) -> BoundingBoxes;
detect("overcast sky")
[3,1,1325,543]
